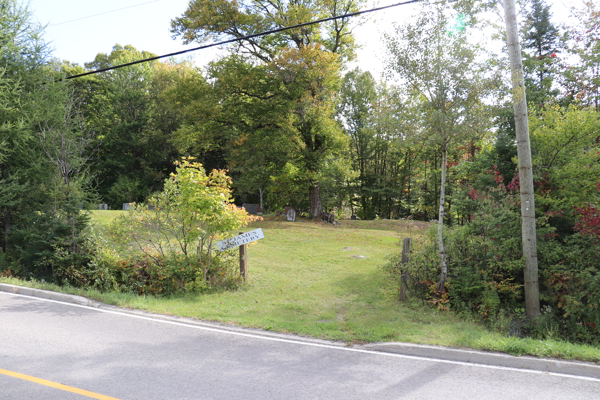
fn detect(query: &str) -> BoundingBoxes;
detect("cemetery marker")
[216,228,265,281]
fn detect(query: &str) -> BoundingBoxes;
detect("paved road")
[1,292,598,400]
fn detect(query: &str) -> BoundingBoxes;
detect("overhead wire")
[65,0,422,80]
[48,0,162,28]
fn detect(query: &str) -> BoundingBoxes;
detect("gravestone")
[286,208,296,222]
[351,215,357,220]
[242,203,259,215]
[148,205,155,210]
[275,210,281,217]
[320,211,334,224]
[99,203,108,210]
[123,203,130,211]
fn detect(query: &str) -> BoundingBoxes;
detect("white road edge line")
[2,291,599,383]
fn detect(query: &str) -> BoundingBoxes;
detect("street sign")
[216,228,264,252]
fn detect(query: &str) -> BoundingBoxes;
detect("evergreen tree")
[521,0,561,105]
[0,0,94,280]
[0,0,50,255]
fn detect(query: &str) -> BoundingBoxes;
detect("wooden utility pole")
[502,0,540,319]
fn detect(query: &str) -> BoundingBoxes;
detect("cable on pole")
[65,0,422,80]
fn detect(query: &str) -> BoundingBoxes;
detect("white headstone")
[286,208,296,222]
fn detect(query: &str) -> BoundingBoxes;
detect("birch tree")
[384,3,497,291]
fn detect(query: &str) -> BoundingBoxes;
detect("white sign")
[216,228,264,252]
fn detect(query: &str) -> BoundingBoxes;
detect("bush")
[102,157,257,295]
[541,232,600,343]
[384,184,600,344]
[383,231,439,303]
[11,198,93,282]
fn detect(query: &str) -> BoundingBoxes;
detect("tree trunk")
[436,144,448,292]
[258,187,264,213]
[204,239,212,282]
[503,0,540,319]
[3,211,11,251]
[309,182,321,220]
[433,152,438,219]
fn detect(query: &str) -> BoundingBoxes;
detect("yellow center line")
[0,369,121,400]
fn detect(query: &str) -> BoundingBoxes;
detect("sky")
[28,0,575,79]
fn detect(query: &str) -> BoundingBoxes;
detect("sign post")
[239,232,248,281]
[216,228,264,281]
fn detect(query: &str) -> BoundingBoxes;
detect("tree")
[32,81,96,269]
[83,45,179,208]
[560,0,599,110]
[171,0,364,219]
[338,68,378,217]
[0,0,50,258]
[521,0,561,106]
[384,4,496,290]
[529,104,600,223]
[337,69,418,219]
[166,55,294,210]
[0,1,97,279]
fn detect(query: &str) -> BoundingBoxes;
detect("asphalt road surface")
[1,292,598,400]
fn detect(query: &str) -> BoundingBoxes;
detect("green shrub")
[88,158,257,296]
[541,233,600,344]
[383,230,439,302]
[384,183,600,344]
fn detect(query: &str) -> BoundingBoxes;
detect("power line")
[48,0,162,28]
[66,0,422,80]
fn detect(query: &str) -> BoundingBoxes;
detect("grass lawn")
[2,210,598,362]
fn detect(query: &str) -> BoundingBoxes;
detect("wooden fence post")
[399,237,411,301]
[239,232,248,281]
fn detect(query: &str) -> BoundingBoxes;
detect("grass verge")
[1,211,598,363]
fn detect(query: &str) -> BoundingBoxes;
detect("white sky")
[29,0,575,79]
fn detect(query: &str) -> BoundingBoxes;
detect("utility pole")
[502,0,540,319]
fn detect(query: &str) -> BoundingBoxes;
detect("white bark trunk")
[259,187,264,212]
[437,145,448,292]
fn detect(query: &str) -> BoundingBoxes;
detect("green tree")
[171,0,364,219]
[83,45,179,208]
[521,0,561,106]
[529,104,600,225]
[559,0,599,110]
[337,71,419,219]
[337,68,378,217]
[166,55,293,210]
[384,4,497,290]
[0,0,50,259]
[0,1,97,279]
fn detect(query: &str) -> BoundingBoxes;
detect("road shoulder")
[2,282,598,380]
